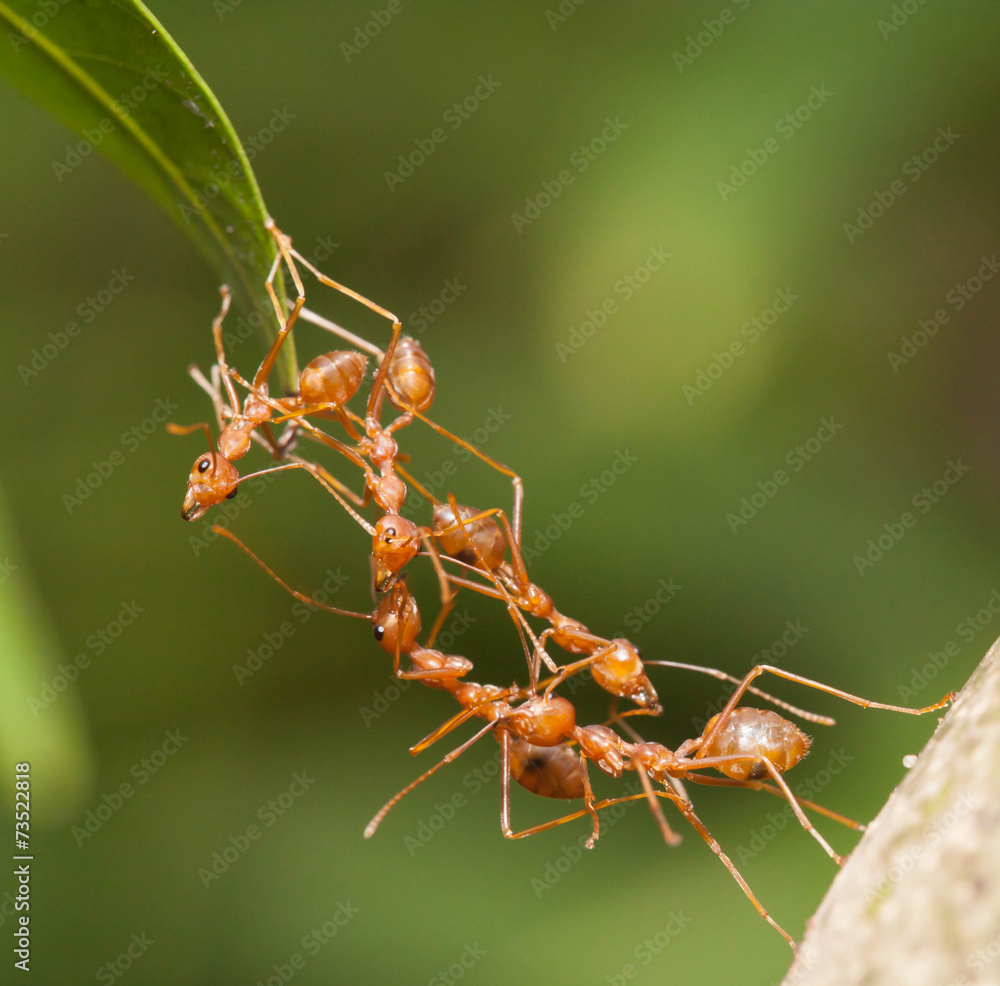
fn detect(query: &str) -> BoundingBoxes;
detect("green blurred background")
[2,2,999,983]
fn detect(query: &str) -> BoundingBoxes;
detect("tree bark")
[782,637,1000,985]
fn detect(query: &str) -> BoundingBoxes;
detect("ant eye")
[634,646,643,659]
[373,625,385,641]
[384,527,396,541]
[226,485,239,499]
[197,457,212,474]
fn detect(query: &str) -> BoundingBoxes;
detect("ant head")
[575,725,625,778]
[372,579,421,656]
[591,639,661,711]
[372,515,420,591]
[631,742,675,780]
[181,452,240,521]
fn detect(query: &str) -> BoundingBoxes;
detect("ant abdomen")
[508,739,585,799]
[700,708,810,780]
[432,503,505,570]
[387,336,435,411]
[300,351,368,408]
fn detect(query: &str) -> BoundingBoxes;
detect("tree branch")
[782,637,1000,985]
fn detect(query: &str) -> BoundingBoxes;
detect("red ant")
[188,224,523,601]
[210,520,563,723]
[169,266,378,524]
[364,668,954,948]
[396,488,662,707]
[272,250,527,593]
[403,482,842,726]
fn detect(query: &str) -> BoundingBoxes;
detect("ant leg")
[541,644,617,698]
[208,286,243,415]
[334,406,363,443]
[289,417,372,478]
[422,548,561,687]
[670,749,851,865]
[579,753,601,848]
[434,568,507,601]
[681,774,865,832]
[499,732,601,845]
[412,495,547,679]
[290,454,368,509]
[389,399,525,546]
[423,604,455,651]
[224,363,375,487]
[394,464,439,507]
[187,363,230,431]
[289,243,400,328]
[422,558,559,684]
[264,417,304,460]
[417,532,459,649]
[166,421,215,459]
[279,241,401,420]
[493,791,641,841]
[635,765,683,847]
[364,719,497,838]
[592,778,799,948]
[234,457,374,532]
[429,560,559,687]
[296,428,373,507]
[760,759,846,864]
[269,404,362,445]
[613,716,684,846]
[599,706,665,731]
[665,791,797,950]
[642,661,836,727]
[408,687,514,755]
[211,525,368,620]
[256,232,306,392]
[695,664,955,763]
[367,318,402,420]
[397,665,468,683]
[442,492,545,691]
[297,306,384,358]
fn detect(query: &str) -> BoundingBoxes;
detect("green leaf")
[0,0,296,388]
